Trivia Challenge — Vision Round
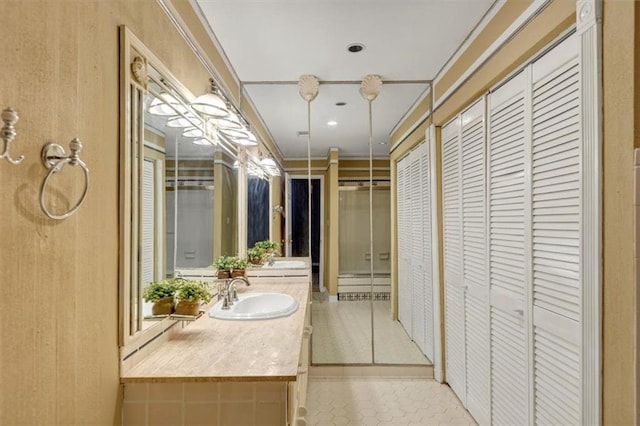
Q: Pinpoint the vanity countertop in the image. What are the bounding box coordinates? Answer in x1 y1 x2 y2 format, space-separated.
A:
120 278 310 383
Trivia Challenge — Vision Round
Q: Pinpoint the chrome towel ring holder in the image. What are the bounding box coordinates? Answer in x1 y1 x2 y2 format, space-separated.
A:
40 138 89 220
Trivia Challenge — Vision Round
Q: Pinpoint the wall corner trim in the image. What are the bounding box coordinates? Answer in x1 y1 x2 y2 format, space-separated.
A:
577 0 603 424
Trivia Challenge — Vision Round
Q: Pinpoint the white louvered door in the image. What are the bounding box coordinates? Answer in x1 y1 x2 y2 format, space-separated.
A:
420 140 435 361
442 117 466 403
530 34 582 425
487 71 530 426
440 32 590 426
409 150 425 352
397 142 435 360
461 100 490 426
142 159 156 288
397 156 411 333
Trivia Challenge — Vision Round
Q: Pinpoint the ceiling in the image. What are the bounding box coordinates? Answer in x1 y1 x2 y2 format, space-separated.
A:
194 0 496 159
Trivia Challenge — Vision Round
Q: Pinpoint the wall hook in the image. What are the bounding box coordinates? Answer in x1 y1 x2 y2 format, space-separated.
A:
0 108 24 164
40 138 90 220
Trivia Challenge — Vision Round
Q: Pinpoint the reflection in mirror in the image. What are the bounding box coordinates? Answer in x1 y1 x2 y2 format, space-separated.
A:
247 173 270 247
123 54 233 343
135 73 218 330
214 152 237 257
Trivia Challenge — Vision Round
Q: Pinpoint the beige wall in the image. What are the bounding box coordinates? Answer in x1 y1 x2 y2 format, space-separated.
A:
0 0 243 423
602 0 637 423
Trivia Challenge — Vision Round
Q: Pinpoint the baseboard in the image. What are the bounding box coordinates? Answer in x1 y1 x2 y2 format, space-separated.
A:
309 364 434 379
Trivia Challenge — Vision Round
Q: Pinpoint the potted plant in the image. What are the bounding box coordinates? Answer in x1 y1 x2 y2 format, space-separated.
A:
213 256 233 279
174 279 212 316
255 240 280 254
143 279 178 316
247 247 266 266
229 256 249 277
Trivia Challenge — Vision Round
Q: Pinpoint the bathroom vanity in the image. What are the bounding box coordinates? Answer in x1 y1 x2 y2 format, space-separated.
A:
120 263 312 426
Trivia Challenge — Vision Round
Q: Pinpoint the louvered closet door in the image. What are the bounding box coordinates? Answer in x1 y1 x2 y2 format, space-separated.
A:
420 140 435 361
410 149 426 352
442 118 466 403
142 159 156 288
487 72 529 426
531 35 581 425
397 156 411 332
461 100 490 425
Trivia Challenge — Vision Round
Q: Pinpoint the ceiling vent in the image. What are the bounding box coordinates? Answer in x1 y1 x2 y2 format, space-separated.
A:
297 130 309 137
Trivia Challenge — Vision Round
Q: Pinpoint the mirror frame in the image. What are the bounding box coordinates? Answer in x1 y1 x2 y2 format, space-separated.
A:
119 26 227 348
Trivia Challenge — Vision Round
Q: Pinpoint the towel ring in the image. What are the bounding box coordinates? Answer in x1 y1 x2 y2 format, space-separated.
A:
40 138 90 220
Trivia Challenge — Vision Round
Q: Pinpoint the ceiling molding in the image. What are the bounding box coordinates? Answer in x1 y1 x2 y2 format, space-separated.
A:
157 0 238 103
242 80 431 85
389 84 432 137
433 0 553 111
433 0 506 83
389 109 431 154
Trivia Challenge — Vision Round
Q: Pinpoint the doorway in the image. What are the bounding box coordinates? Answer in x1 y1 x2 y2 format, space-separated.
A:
287 175 324 293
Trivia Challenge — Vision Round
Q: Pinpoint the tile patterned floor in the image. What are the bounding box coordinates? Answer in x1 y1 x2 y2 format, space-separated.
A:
306 378 476 426
311 294 430 365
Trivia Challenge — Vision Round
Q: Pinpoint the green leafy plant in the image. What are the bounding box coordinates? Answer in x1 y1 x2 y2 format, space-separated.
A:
247 247 266 263
175 279 212 303
212 255 234 271
254 240 280 251
142 280 178 302
229 256 248 270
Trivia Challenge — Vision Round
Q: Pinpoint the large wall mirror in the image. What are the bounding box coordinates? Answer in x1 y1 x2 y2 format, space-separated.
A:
119 27 239 346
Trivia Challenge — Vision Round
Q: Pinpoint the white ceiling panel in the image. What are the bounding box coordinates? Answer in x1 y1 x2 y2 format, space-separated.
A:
194 0 496 158
245 82 429 158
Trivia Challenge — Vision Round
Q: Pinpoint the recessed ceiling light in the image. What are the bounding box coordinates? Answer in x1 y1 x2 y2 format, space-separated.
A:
347 43 365 53
327 120 338 127
379 141 387 145
335 102 347 106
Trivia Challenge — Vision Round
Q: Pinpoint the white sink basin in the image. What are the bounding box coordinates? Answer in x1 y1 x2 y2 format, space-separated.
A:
209 293 299 320
264 260 307 269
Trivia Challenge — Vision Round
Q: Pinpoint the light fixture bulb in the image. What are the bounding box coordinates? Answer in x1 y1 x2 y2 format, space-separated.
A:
192 138 213 146
220 127 249 140
182 127 204 138
327 120 338 127
216 109 243 130
166 114 202 128
148 93 187 116
192 79 229 118
234 131 258 146
261 157 277 168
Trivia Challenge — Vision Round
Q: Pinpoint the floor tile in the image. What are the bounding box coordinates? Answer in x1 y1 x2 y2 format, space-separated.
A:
306 377 476 425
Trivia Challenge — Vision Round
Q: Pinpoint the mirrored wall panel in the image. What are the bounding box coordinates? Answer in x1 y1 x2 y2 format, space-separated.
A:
312 181 430 365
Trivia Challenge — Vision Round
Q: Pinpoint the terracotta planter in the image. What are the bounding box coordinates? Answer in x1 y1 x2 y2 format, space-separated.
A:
151 296 174 316
217 270 231 279
231 269 246 278
175 300 201 316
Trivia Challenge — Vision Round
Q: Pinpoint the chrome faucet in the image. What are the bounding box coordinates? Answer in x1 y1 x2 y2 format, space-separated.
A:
220 276 250 310
266 252 276 266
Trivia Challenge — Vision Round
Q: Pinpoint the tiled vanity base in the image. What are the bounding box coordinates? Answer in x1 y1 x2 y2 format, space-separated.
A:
122 381 287 426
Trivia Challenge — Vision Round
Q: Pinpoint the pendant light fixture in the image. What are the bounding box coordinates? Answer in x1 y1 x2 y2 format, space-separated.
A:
191 78 229 118
234 130 258 147
298 74 319 263
360 74 382 363
148 92 188 117
165 113 202 128
217 105 244 130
